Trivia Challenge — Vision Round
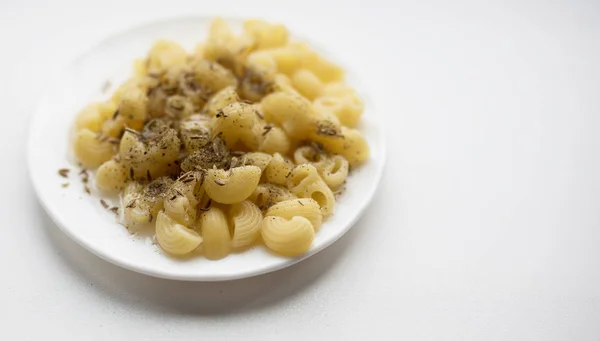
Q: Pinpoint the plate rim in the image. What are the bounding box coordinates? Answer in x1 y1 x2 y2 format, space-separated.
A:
27 15 387 281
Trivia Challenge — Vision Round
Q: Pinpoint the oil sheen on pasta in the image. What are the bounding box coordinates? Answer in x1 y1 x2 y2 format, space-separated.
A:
72 18 370 259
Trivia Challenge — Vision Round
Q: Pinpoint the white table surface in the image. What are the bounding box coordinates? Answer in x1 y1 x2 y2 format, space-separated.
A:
2 0 600 339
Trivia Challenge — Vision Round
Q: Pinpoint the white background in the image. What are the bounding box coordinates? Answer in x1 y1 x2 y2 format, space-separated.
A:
2 0 600 339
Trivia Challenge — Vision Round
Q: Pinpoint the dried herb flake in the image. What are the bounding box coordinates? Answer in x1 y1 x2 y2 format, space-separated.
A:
58 168 70 178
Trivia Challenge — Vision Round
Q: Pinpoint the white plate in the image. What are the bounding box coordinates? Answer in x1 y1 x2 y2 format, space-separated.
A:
27 16 386 281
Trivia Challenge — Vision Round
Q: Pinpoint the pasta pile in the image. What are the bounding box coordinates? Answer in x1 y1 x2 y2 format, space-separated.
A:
72 18 369 258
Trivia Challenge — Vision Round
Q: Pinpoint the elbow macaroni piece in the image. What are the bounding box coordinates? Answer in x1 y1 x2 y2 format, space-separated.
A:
266 198 322 231
204 166 262 204
293 145 323 165
156 211 203 256
287 164 336 215
261 92 314 139
189 59 238 95
248 183 297 209
257 124 291 155
116 87 148 131
242 152 273 171
303 52 344 83
261 216 315 257
292 69 324 101
75 102 117 133
73 129 115 168
179 117 211 153
203 86 240 117
271 73 300 95
163 173 203 226
246 51 278 73
264 45 306 75
121 181 171 233
199 206 231 260
312 126 369 166
146 40 188 74
313 95 363 128
95 159 128 194
314 155 349 190
229 200 263 249
118 124 181 180
211 102 256 148
243 19 289 49
264 153 294 186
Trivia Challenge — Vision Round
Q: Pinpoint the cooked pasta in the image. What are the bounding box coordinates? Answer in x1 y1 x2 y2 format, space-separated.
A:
287 164 336 215
246 51 278 73
198 206 231 260
248 183 297 209
261 92 314 139
229 200 263 249
292 69 324 101
75 102 117 132
313 94 364 128
204 166 262 204
312 126 369 166
261 216 315 256
241 152 273 171
243 19 289 49
203 86 240 117
258 124 291 154
179 116 211 153
95 159 128 194
211 102 256 148
163 172 203 226
70 18 370 259
146 40 188 74
266 198 322 231
314 154 349 190
155 211 203 256
264 153 294 186
73 129 115 168
293 145 323 165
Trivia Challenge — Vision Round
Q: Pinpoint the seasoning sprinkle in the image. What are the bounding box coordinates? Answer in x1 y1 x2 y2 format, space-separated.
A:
262 125 273 136
100 199 109 209
214 179 225 186
109 207 119 215
61 182 69 188
84 186 91 195
146 170 152 182
148 212 153 223
79 169 89 183
58 168 70 178
129 167 134 180
298 200 304 206
215 110 228 118
112 109 120 120
124 127 140 135
254 110 264 120
182 176 195 183
126 199 137 208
